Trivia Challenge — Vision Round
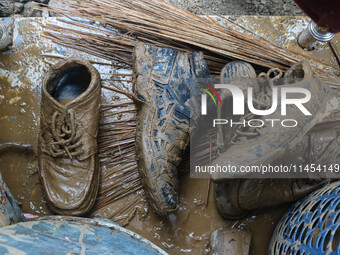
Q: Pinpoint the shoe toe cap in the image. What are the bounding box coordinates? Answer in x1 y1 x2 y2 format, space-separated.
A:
39 154 97 213
214 182 248 220
149 182 178 215
140 162 179 215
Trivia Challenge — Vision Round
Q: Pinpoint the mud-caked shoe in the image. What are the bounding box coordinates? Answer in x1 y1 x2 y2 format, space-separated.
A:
215 121 340 219
211 61 339 181
133 42 210 215
273 121 340 179
38 58 101 216
217 61 257 151
214 179 327 220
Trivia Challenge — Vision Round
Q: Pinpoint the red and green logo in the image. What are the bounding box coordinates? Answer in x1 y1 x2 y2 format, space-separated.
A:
200 83 222 106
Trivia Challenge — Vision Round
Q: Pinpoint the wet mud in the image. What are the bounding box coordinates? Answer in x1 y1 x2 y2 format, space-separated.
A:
126 174 290 254
0 78 51 216
0 17 339 255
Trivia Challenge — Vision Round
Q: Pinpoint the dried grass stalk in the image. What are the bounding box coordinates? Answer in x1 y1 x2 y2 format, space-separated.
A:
44 0 340 79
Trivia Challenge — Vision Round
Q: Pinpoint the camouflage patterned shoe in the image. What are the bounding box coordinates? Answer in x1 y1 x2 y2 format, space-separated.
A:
133 42 210 215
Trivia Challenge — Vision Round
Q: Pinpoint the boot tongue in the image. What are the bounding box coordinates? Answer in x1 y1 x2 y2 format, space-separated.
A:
230 68 283 144
58 99 73 105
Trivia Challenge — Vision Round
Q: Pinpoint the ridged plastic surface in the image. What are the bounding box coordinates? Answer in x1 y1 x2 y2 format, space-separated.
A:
270 181 340 255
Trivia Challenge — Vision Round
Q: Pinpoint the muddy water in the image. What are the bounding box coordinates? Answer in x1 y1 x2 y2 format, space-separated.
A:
0 18 58 216
128 176 226 254
125 173 289 254
0 78 52 215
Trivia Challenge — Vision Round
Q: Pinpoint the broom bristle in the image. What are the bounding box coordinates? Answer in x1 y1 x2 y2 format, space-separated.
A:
44 0 340 78
91 69 145 224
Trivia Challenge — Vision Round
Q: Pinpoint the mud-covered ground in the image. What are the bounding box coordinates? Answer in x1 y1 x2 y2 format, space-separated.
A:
168 0 304 15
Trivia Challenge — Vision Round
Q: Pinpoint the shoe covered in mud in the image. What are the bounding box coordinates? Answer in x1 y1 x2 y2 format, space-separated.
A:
38 58 101 216
133 42 210 215
273 121 340 179
212 61 339 181
216 61 257 151
215 119 340 219
214 179 327 220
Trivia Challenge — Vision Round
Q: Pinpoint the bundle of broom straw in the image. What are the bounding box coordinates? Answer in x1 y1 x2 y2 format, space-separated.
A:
44 0 340 78
43 0 340 222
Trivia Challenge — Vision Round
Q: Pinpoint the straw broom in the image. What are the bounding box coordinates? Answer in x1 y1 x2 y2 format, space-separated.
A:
42 0 340 222
43 0 340 79
43 0 340 112
91 65 145 224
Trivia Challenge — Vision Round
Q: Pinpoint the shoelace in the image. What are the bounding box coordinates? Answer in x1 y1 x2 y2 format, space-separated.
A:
230 68 283 144
49 110 84 159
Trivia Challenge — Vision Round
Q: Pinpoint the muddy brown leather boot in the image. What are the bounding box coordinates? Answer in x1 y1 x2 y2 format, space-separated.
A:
212 61 339 181
133 42 210 215
214 178 327 220
214 121 340 220
273 122 340 179
215 122 340 220
38 58 101 216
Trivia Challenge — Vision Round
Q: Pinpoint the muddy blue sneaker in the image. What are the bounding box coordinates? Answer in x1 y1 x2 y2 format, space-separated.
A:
133 42 210 215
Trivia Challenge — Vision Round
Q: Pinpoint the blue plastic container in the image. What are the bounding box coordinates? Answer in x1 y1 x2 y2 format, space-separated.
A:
0 216 168 255
270 181 340 255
